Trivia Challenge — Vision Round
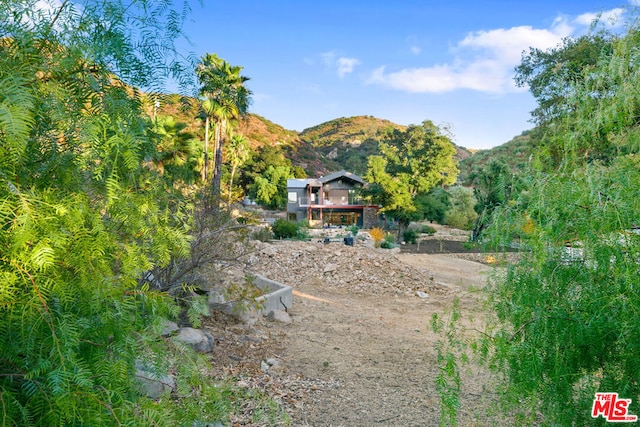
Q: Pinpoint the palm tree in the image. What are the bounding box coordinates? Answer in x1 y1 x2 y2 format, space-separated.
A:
225 133 250 207
152 115 200 184
196 53 251 198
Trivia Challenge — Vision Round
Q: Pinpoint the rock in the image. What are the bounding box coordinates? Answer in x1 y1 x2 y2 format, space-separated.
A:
266 309 292 324
261 245 278 257
173 327 215 353
243 238 447 298
160 320 179 337
416 291 430 299
261 357 284 374
237 306 259 326
135 361 175 399
323 263 338 273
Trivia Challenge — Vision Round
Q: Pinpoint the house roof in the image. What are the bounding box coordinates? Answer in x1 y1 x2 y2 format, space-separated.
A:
287 178 319 189
319 170 365 185
287 170 366 190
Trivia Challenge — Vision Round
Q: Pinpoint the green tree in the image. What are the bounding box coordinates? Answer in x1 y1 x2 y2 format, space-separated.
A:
0 2 286 426
240 144 305 197
469 158 517 240
249 165 297 210
363 120 458 240
485 20 640 425
515 32 614 126
152 115 202 184
223 133 250 206
415 187 451 225
444 186 477 230
196 53 251 198
0 1 198 424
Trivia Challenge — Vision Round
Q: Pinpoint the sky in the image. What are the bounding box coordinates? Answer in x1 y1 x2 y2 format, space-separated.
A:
175 0 635 149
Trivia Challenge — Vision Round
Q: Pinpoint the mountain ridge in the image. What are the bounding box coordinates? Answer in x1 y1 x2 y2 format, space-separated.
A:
153 94 508 179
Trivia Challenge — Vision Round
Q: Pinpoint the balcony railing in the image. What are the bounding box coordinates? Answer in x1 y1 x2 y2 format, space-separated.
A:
298 197 363 206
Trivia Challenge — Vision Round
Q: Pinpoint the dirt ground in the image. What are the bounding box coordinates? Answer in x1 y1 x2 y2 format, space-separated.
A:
272 252 501 427
205 225 510 426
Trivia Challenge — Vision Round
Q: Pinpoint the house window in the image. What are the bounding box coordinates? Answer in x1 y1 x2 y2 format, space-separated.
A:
288 192 297 203
348 189 358 204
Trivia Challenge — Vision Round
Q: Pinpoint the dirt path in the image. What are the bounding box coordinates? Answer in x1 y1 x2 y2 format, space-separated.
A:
267 252 499 426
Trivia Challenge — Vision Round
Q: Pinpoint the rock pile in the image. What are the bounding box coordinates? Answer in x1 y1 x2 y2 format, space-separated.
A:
244 240 448 297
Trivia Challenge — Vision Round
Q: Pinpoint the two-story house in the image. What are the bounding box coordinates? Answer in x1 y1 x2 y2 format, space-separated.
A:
286 170 379 228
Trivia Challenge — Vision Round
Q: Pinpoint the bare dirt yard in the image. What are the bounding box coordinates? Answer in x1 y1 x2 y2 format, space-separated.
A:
205 225 511 426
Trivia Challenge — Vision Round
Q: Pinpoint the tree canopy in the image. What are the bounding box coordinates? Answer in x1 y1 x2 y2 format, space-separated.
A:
196 53 252 198
363 120 458 237
484 17 640 425
0 1 269 425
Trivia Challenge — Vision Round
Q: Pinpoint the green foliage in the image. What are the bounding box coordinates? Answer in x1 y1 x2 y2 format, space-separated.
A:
415 187 451 224
419 224 437 235
151 115 202 184
0 2 287 426
483 19 640 425
515 31 615 126
431 298 468 426
469 158 520 240
196 52 252 196
271 219 300 239
363 120 458 239
402 229 418 244
250 165 297 210
251 226 273 242
444 186 478 230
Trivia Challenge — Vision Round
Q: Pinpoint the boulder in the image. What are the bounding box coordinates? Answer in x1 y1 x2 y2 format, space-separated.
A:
266 309 292 324
135 361 175 399
173 327 215 353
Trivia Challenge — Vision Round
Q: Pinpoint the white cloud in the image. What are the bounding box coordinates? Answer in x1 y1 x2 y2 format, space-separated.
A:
410 45 421 55
368 8 625 94
320 51 360 78
630 0 640 6
336 57 360 78
575 8 625 27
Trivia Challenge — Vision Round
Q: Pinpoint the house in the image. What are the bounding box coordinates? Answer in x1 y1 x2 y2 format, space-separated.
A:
286 170 379 228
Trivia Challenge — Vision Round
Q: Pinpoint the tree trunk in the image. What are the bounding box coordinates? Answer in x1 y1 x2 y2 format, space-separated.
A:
397 219 410 243
211 119 226 199
227 164 237 208
202 115 209 182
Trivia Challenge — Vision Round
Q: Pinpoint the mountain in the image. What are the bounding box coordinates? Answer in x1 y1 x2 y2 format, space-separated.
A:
457 130 533 185
152 95 475 179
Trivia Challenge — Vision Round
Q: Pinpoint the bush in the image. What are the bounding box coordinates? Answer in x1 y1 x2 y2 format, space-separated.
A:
251 226 273 242
370 227 385 246
403 229 418 244
271 219 300 239
420 225 437 235
380 240 395 249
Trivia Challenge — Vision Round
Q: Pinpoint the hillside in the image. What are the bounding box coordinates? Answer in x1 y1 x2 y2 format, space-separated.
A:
299 116 473 177
152 96 476 179
457 130 533 184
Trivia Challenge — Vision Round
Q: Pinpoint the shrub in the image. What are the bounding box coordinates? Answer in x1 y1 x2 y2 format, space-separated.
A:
251 226 273 242
403 229 418 244
380 240 397 249
348 225 359 236
370 227 385 246
384 232 396 243
271 219 300 239
420 225 437 235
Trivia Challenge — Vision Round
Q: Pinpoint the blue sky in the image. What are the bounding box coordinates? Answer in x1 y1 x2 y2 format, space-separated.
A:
182 1 633 149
